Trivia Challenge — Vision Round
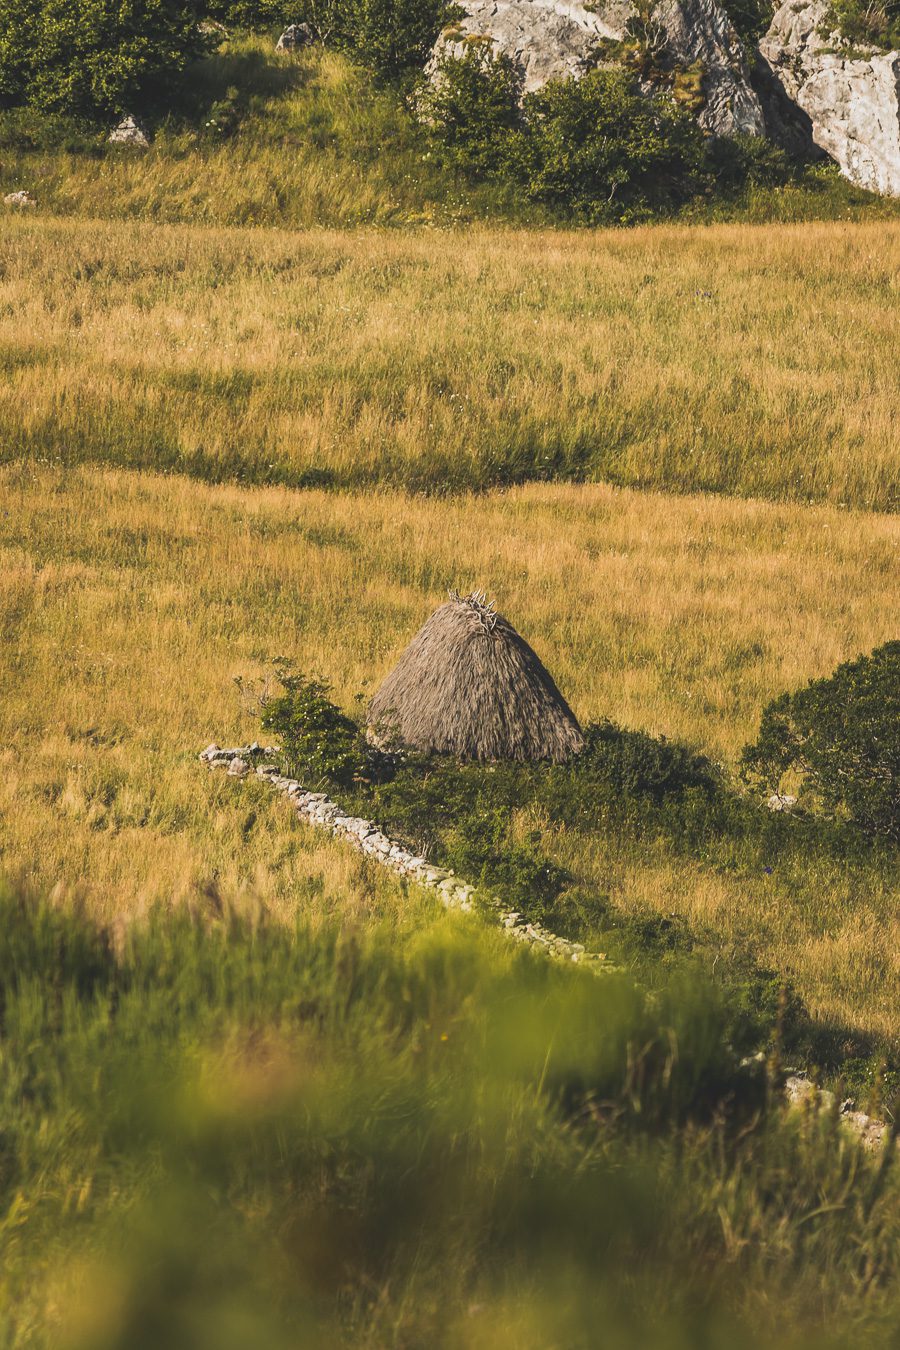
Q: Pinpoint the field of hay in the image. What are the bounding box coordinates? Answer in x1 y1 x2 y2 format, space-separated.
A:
2 214 899 507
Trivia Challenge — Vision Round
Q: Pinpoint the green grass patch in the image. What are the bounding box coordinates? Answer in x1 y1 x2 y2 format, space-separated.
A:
1 885 899 1347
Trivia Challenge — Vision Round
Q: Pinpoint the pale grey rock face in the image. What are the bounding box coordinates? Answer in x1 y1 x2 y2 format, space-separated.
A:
759 0 900 195
108 116 150 148
430 0 765 137
655 0 767 135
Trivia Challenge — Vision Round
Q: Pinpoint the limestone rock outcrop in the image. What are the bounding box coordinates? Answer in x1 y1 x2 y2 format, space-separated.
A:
759 0 900 196
430 0 765 137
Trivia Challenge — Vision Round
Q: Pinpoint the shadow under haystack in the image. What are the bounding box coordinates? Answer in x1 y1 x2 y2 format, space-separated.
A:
367 592 583 763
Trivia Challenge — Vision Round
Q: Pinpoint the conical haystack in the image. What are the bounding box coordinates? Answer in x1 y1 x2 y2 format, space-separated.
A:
368 592 583 763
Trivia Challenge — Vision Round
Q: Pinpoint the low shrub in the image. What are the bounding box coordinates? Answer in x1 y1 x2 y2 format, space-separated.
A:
260 664 368 787
518 68 710 222
707 132 795 188
741 641 900 842
719 0 774 42
571 720 719 803
416 42 522 173
422 55 784 223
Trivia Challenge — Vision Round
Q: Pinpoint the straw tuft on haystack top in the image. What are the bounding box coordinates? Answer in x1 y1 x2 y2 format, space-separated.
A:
367 591 583 763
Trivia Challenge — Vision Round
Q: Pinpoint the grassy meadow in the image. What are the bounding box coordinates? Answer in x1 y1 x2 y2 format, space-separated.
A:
2 46 900 1336
2 459 900 1346
1 213 899 507
4 36 900 231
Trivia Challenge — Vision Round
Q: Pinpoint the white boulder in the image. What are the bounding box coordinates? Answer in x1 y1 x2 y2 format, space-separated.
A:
759 0 900 195
276 23 315 49
107 115 150 149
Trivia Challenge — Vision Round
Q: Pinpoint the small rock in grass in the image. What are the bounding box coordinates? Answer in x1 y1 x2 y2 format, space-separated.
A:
276 22 314 48
227 757 250 777
107 115 150 148
4 190 37 208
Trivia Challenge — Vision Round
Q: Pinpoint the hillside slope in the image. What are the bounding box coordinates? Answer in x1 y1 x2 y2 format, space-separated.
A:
3 37 900 226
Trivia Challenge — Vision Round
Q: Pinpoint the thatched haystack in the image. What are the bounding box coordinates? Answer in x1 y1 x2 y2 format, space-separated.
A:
368 592 583 763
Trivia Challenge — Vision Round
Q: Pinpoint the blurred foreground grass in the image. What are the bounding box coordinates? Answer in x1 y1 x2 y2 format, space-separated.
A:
1 885 898 1349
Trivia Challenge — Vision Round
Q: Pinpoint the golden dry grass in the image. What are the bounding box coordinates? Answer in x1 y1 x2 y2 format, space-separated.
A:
2 214 899 505
1 462 897 1035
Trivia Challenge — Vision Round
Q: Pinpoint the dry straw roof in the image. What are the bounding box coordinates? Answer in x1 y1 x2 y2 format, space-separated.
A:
368 591 584 763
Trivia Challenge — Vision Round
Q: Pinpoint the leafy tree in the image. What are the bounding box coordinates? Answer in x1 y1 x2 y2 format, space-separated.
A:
335 0 458 78
203 0 287 28
741 642 900 841
0 0 208 120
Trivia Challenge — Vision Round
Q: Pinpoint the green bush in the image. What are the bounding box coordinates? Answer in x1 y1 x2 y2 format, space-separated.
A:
0 105 103 149
572 721 719 803
707 131 795 188
418 43 522 173
203 0 287 27
718 0 774 42
0 0 208 120
741 641 900 841
424 59 712 222
518 70 710 221
260 665 368 787
337 0 460 79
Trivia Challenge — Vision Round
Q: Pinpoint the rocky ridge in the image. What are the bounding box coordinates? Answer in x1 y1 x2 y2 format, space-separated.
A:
759 0 900 195
428 0 900 194
431 0 765 136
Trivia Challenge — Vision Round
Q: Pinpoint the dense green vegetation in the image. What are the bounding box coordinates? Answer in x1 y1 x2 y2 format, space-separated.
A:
824 0 900 50
0 0 209 121
422 48 804 222
742 641 900 843
1 884 898 1347
2 20 899 228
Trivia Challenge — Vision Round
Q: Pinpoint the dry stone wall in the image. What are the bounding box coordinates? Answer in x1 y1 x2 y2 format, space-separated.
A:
200 743 605 968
